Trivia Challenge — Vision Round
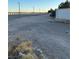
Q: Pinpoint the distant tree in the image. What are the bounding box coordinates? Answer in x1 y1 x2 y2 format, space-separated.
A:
48 8 56 17
48 8 54 13
58 0 70 9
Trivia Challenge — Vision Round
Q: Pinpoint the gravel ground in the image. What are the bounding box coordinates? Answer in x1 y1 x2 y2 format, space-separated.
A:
8 14 70 59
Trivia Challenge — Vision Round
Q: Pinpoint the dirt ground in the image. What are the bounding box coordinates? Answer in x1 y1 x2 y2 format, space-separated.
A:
8 14 70 59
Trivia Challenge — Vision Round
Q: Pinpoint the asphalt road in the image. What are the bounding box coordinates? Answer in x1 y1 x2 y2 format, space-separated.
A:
8 14 70 59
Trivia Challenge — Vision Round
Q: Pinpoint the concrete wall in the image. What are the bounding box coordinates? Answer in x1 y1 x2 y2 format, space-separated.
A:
56 8 70 20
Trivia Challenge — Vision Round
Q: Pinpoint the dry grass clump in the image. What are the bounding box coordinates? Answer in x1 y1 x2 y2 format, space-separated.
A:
8 36 46 59
14 41 33 54
8 40 39 59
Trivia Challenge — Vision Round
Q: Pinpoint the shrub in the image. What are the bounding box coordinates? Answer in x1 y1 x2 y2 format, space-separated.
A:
48 9 54 13
8 40 45 59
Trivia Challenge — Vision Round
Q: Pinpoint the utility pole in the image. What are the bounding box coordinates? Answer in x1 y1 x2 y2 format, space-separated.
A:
39 8 40 13
65 0 69 33
33 7 35 13
18 2 20 15
66 0 68 2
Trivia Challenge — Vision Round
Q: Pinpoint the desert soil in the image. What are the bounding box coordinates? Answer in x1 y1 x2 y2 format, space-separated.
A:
8 14 70 59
